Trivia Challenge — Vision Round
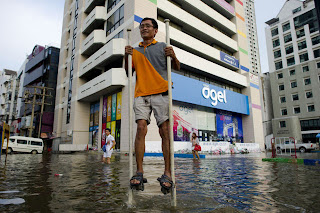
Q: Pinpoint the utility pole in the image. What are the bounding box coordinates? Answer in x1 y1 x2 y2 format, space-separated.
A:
22 86 53 138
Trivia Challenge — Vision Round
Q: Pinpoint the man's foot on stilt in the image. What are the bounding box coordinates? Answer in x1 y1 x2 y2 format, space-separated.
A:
130 172 146 191
157 174 173 195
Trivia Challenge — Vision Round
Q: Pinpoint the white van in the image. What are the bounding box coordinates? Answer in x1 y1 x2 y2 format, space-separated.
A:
2 136 44 154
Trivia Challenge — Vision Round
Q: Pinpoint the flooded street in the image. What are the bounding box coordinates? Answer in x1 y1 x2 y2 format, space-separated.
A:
1 152 320 212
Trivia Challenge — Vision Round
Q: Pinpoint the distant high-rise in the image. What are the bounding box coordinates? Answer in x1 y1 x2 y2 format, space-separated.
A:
265 0 320 143
244 0 261 74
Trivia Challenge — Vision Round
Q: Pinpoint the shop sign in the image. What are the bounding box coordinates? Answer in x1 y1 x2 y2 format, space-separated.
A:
172 73 249 115
220 52 239 68
202 85 227 106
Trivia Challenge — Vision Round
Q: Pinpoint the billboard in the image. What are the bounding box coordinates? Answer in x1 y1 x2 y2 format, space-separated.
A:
216 110 243 143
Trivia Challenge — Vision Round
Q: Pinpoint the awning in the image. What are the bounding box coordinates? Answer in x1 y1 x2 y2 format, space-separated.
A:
316 133 320 138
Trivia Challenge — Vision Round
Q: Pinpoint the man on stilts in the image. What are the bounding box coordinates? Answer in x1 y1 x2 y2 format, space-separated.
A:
125 17 180 194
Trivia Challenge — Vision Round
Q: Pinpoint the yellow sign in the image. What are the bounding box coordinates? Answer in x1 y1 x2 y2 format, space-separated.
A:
116 92 122 120
111 121 116 137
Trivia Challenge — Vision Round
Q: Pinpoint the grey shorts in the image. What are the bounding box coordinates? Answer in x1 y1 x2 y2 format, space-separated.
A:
133 93 169 127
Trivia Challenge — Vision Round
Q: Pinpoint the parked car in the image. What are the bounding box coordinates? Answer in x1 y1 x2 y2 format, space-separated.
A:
2 136 44 154
276 140 318 153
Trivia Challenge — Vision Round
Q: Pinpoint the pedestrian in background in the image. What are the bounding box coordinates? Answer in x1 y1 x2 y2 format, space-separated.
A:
191 132 201 159
103 128 116 164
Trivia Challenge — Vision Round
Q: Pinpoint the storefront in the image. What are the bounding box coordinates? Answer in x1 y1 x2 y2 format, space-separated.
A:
89 91 122 149
172 73 249 143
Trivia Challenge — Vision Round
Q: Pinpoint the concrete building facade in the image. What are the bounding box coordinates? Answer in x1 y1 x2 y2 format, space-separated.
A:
19 45 60 139
53 0 264 152
265 0 320 143
0 69 18 124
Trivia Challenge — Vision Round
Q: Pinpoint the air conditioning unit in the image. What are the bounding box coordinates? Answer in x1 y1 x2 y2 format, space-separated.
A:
67 130 73 136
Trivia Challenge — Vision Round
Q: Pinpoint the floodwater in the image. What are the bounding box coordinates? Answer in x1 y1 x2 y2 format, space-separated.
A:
0 152 320 212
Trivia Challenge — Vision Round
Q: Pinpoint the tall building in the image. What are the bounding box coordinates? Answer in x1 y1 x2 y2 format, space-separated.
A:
0 69 17 124
53 0 264 152
265 0 320 143
244 0 261 75
19 45 60 139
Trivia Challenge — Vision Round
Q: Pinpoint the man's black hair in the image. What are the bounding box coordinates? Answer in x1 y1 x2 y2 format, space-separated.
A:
140 17 158 29
106 128 111 132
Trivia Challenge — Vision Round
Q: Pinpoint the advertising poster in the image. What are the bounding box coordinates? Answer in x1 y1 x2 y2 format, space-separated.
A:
103 96 108 123
173 103 197 142
101 123 106 147
216 110 243 143
115 120 121 149
107 96 112 122
107 122 111 130
92 126 99 147
111 93 117 121
89 132 93 146
111 121 116 137
90 104 94 127
94 102 99 126
116 92 122 120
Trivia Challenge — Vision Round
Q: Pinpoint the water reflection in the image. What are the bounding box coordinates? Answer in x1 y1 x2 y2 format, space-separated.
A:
0 152 320 212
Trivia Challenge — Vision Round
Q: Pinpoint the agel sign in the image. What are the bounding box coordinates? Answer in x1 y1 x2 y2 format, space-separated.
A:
202 84 227 106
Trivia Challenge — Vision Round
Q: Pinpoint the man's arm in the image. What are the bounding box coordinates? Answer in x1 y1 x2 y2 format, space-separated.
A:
164 46 180 71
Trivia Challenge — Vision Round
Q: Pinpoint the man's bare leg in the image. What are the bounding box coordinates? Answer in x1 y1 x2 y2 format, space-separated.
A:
159 120 171 187
131 119 147 184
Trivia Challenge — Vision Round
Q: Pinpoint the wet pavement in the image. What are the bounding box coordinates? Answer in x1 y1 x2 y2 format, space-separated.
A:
0 152 320 212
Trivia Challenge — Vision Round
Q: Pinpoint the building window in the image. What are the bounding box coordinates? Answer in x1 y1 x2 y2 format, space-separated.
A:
314 49 320 58
312 35 320 45
300 119 320 131
106 5 124 36
309 21 319 34
294 9 317 29
289 69 295 76
277 73 283 79
299 53 309 62
298 40 307 50
284 34 292 43
292 7 301 14
281 108 288 116
294 107 301 114
308 105 315 112
107 0 121 12
279 84 284 91
274 50 281 58
280 121 286 128
287 57 295 66
273 39 280 48
275 61 283 70
271 28 279 37
291 81 297 88
282 22 290 32
285 45 293 54
302 65 309 72
292 93 299 101
304 78 311 85
280 96 286 103
317 62 320 68
296 28 305 38
306 91 313 98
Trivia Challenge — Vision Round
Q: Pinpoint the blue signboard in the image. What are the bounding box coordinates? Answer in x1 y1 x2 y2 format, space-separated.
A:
220 51 239 68
172 73 249 115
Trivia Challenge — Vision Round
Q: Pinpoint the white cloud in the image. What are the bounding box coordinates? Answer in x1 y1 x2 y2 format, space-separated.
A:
0 0 64 71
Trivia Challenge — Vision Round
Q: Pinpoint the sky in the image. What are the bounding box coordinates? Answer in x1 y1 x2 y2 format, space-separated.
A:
0 0 65 72
0 0 287 73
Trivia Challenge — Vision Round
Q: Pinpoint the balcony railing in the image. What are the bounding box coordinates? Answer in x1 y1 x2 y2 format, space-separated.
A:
77 68 127 102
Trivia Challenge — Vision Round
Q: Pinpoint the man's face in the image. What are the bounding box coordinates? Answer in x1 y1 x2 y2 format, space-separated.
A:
106 130 110 136
140 20 157 40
